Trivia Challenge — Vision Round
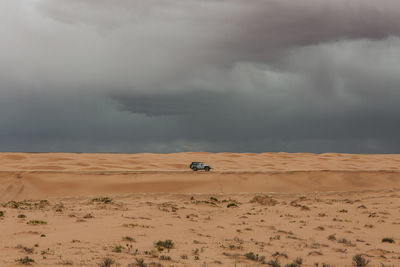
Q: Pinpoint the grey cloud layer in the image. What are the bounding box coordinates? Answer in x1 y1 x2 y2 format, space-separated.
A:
0 0 400 152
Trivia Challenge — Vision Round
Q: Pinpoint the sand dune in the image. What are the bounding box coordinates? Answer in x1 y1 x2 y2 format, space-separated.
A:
1 152 400 200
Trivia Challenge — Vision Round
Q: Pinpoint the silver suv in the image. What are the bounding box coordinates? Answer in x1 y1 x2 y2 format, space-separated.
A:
190 162 211 171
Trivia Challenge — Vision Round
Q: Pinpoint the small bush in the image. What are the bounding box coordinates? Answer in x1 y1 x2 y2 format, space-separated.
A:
15 256 35 265
27 220 47 225
92 197 112 204
328 234 336 241
99 258 115 267
250 195 278 206
0 210 4 217
285 258 303 267
338 238 355 247
381 237 394 243
268 258 281 267
227 203 238 208
18 214 26 218
155 240 174 249
245 252 257 261
352 254 370 266
159 255 171 261
244 252 265 264
134 258 146 267
113 245 123 253
123 236 136 242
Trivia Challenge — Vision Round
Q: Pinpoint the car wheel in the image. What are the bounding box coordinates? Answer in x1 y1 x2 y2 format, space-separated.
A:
205 167 210 171
193 167 198 171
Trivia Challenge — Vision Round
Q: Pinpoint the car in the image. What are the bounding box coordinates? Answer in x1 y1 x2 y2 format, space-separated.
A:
190 162 211 171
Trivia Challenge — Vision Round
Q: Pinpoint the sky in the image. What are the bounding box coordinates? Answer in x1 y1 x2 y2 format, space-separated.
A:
1 0 400 153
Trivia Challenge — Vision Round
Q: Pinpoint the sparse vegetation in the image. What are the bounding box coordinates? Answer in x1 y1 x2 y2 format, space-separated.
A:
268 258 281 267
123 223 152 228
123 236 136 242
159 255 171 261
6 200 49 210
27 220 47 225
15 256 35 265
17 245 34 254
381 237 394 243
338 238 356 247
99 258 115 267
113 245 123 253
244 252 265 263
18 213 26 218
272 252 288 258
285 257 303 267
227 203 238 208
155 240 174 249
132 258 146 267
352 254 370 266
328 234 336 241
250 195 278 206
0 210 4 217
92 197 112 204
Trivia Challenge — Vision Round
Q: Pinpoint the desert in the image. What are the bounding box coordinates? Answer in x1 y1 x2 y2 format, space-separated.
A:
0 152 399 267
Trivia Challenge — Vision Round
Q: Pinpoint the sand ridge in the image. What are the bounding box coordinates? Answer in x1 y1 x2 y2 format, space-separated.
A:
1 152 400 200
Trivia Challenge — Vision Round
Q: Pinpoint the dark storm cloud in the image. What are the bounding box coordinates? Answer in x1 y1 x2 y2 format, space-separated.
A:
0 0 400 153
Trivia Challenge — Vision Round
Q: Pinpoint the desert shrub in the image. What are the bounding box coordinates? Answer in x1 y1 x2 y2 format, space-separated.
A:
155 240 174 249
123 236 136 242
210 197 219 202
244 252 265 263
245 252 257 260
113 245 123 253
268 258 281 267
15 256 35 265
92 197 112 204
250 195 278 206
272 252 288 258
159 255 171 261
0 210 4 217
180 254 188 259
227 203 238 208
18 214 26 218
27 220 47 225
328 234 336 241
338 238 355 247
285 258 303 267
99 258 115 267
381 237 394 243
16 244 34 254
136 258 146 267
352 254 370 266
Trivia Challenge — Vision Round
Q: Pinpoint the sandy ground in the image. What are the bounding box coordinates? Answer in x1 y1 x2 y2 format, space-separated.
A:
0 152 399 266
